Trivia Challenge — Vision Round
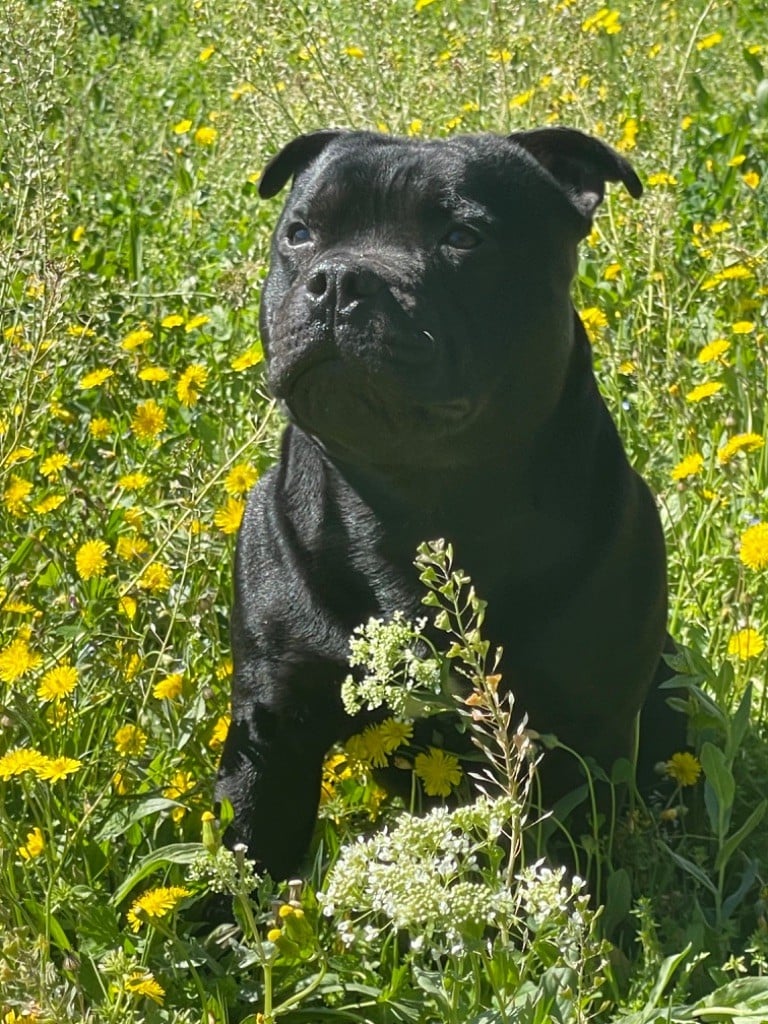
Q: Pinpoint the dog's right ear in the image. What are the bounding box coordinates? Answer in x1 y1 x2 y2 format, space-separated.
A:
258 130 345 199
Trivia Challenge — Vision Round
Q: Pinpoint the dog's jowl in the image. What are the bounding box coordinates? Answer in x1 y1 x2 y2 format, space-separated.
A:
215 127 683 879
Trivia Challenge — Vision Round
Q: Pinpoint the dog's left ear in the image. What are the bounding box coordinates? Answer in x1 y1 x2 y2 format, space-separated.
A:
509 126 642 222
259 129 345 199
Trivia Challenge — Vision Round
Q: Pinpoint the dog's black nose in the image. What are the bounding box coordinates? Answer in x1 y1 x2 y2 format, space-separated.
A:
306 262 384 311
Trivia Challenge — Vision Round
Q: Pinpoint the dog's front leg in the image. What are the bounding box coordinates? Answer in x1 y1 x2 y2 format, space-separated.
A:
215 690 332 881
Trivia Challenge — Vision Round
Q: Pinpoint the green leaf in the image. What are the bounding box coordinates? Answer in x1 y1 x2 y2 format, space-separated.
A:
700 742 734 837
96 796 183 841
716 800 767 872
726 683 752 760
602 868 632 938
110 842 205 906
658 843 718 897
643 944 693 1010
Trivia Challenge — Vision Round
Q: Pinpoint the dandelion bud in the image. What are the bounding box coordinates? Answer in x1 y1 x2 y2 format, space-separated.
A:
201 811 219 852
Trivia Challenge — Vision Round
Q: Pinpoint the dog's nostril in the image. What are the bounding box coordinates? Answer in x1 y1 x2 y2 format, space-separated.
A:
338 268 383 305
306 270 328 297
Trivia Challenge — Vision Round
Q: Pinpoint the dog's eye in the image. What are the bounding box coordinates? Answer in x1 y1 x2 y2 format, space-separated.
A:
286 222 312 245
443 225 481 250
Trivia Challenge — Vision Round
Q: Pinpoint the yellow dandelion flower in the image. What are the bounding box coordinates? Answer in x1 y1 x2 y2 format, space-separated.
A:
697 338 730 363
414 747 462 797
139 562 172 592
199 44 215 61
582 8 621 35
34 494 66 514
509 88 536 109
0 637 42 683
728 628 765 660
126 971 165 1005
580 307 608 343
138 366 169 383
665 751 702 786
378 717 414 752
618 360 636 375
75 539 109 580
79 367 114 390
0 748 48 779
216 659 233 681
209 713 230 749
718 433 764 464
118 595 137 620
184 314 210 332
739 522 768 570
646 172 678 187
230 344 264 371
124 508 143 529
121 328 152 350
173 118 192 134
153 673 183 700
130 400 166 442
742 171 760 190
36 755 82 782
360 725 391 768
703 266 753 291
604 262 622 281
732 321 755 334
124 653 142 681
4 323 23 343
685 381 723 403
213 497 244 534
115 535 150 559
671 453 704 481
118 472 150 492
321 752 355 801
127 885 190 932
231 82 255 101
224 462 258 496
164 770 195 820
4 446 34 467
344 46 365 58
114 723 148 757
39 453 69 479
194 126 218 146
19 826 45 860
37 661 78 702
696 31 723 51
176 364 208 407
345 732 373 769
67 323 95 338
4 476 33 515
89 417 112 439
415 0 437 9
112 770 130 795
161 313 185 329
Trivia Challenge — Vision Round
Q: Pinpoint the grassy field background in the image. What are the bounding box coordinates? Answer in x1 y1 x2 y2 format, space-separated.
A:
1 0 768 1020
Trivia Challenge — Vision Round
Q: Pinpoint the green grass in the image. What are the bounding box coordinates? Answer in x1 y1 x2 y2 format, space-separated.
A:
1 0 768 1020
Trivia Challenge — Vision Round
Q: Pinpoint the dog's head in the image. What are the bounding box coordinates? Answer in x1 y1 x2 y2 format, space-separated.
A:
257 128 641 466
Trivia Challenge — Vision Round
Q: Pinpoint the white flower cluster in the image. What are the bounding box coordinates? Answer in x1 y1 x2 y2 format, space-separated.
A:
340 611 442 717
516 861 598 967
188 844 260 895
319 795 521 949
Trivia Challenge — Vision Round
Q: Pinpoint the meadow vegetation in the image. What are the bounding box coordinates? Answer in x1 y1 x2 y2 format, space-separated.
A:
1 0 767 1020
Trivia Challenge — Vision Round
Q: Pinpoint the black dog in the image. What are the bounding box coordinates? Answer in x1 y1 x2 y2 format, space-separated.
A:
216 127 682 879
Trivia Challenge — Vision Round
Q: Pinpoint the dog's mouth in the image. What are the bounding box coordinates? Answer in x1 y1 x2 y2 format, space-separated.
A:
281 355 476 461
